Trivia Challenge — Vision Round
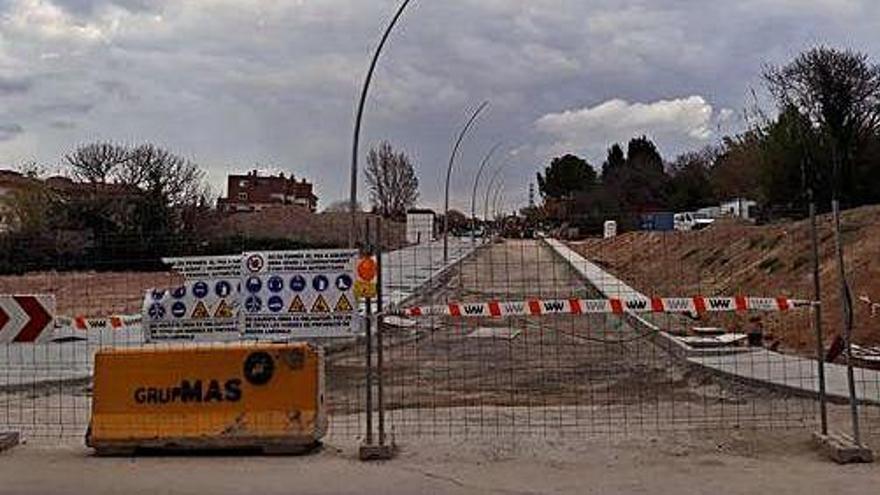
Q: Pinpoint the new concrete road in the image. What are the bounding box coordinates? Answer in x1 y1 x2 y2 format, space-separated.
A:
380 236 478 308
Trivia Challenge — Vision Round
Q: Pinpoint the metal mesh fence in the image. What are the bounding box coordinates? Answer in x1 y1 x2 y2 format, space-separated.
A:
0 210 878 447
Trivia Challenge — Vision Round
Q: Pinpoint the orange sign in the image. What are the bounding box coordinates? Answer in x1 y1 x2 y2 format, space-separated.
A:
357 256 377 282
355 255 378 299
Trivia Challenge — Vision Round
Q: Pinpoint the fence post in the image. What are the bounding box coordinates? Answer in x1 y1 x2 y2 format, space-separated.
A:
363 219 373 448
359 217 394 460
376 217 387 449
809 201 828 435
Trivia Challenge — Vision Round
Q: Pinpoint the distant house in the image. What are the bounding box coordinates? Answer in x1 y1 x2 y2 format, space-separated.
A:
720 198 758 221
217 170 318 213
406 209 435 244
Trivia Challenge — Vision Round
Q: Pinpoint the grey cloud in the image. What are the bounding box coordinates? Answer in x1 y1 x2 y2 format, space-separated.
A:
32 101 95 116
49 120 77 130
0 0 878 211
0 124 23 141
51 0 162 16
0 77 32 95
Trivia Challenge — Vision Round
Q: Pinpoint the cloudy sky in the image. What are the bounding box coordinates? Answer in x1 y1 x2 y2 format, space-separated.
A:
1 0 878 212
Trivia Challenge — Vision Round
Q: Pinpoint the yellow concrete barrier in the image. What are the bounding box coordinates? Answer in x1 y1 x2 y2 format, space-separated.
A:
86 343 326 455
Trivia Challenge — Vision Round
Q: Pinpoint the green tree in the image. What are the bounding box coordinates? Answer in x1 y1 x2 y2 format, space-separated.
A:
600 136 669 212
536 154 596 200
763 46 880 205
666 148 717 211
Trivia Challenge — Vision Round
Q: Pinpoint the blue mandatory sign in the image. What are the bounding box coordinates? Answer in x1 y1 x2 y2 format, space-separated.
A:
148 303 165 320
151 289 165 301
267 276 285 293
172 286 187 299
312 275 330 292
215 280 232 298
192 281 209 299
245 295 263 313
171 301 187 319
246 276 263 294
267 295 284 313
335 274 353 291
290 275 307 292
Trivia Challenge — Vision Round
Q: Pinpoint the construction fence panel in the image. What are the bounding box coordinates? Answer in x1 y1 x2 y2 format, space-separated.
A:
373 212 879 441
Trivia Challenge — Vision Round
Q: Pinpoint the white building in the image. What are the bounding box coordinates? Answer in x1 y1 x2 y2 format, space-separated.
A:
720 198 758 221
406 209 435 245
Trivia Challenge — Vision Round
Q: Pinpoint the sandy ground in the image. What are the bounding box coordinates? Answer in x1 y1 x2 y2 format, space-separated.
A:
568 206 880 355
2 239 879 494
1 427 878 495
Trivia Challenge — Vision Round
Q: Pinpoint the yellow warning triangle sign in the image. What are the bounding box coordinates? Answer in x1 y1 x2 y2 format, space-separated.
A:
288 295 307 314
334 294 354 313
214 299 234 318
192 301 210 319
311 294 331 313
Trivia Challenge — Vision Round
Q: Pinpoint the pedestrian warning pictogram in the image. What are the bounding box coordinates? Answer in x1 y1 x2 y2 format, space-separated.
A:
191 301 210 319
334 294 353 313
289 295 307 314
311 295 331 313
214 299 234 318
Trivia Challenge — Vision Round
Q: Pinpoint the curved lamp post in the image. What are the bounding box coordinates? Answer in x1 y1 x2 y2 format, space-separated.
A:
349 0 415 248
470 142 503 244
443 100 489 262
491 183 504 222
482 165 505 224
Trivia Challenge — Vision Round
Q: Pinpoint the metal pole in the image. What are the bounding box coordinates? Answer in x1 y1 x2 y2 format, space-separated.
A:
376 217 386 446
363 219 374 446
444 101 489 263
350 0 415 248
490 182 504 234
483 165 504 229
832 199 861 445
471 142 502 244
809 200 828 435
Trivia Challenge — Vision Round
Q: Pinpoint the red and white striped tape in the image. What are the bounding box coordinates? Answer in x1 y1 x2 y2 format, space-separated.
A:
399 296 811 318
55 314 142 331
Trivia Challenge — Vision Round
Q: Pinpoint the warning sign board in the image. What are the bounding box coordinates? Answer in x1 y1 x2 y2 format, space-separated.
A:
354 255 378 300
241 249 358 339
142 274 241 343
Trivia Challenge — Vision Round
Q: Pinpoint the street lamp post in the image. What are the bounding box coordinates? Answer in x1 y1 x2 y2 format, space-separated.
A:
349 0 415 248
470 142 502 244
443 101 489 263
482 165 504 227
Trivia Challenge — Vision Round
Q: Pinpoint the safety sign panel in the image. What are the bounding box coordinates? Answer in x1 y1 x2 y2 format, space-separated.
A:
143 255 242 342
241 249 358 339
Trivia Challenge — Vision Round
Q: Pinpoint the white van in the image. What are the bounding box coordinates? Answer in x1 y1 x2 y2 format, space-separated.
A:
674 212 715 231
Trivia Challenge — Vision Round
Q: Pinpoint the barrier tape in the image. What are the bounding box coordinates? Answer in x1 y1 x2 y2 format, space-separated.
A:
55 314 143 330
398 296 812 318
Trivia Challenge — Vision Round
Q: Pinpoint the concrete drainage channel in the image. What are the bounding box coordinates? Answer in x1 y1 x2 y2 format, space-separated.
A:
540 237 880 404
542 236 875 463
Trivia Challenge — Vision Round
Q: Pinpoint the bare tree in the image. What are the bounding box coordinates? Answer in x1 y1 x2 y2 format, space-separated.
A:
119 144 206 207
65 142 128 184
365 141 419 219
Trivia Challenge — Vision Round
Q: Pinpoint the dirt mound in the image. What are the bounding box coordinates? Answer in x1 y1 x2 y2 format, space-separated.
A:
569 205 880 354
